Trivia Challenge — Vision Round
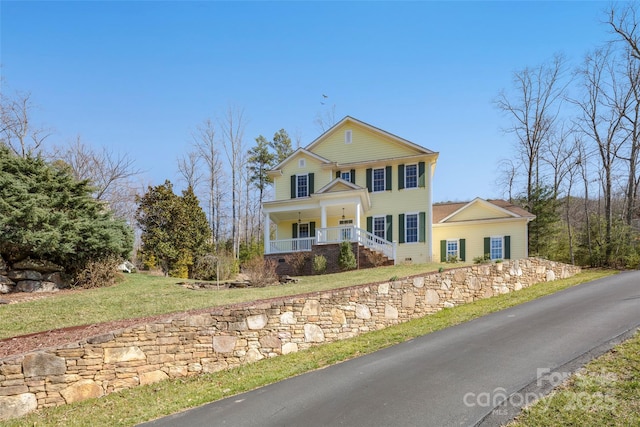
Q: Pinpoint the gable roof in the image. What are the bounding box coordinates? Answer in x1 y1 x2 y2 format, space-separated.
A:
268 147 333 176
315 177 363 194
305 116 437 156
433 198 535 223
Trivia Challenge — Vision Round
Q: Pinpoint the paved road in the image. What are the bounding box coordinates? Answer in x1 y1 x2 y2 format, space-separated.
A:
140 272 640 427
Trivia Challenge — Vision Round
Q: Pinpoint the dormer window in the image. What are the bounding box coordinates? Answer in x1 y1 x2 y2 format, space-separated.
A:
341 171 351 182
345 130 352 144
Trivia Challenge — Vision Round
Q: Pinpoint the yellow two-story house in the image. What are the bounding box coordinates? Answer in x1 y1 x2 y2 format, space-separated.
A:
262 116 534 271
263 116 438 266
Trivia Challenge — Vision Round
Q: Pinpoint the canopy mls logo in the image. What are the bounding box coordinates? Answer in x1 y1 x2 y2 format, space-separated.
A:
462 367 618 413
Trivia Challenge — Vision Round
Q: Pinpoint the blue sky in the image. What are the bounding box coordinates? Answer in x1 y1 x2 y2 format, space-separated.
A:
0 1 616 202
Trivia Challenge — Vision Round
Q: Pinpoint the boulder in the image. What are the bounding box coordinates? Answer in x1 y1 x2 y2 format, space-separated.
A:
12 258 63 273
15 280 43 293
7 270 42 281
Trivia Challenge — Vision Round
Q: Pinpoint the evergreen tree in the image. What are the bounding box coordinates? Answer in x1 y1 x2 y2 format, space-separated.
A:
338 240 357 271
0 146 133 274
270 129 293 165
135 181 211 278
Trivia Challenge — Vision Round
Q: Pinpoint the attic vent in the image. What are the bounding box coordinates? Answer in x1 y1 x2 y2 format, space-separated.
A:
298 159 306 168
345 130 352 144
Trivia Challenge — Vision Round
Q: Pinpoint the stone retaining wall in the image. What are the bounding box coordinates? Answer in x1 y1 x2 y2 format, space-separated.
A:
0 258 580 420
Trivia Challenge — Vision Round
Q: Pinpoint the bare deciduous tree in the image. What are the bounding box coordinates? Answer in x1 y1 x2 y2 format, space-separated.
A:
219 106 247 259
0 91 51 158
495 54 569 204
51 136 142 220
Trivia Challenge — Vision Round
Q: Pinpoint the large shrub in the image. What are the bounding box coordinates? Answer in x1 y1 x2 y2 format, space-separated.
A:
0 146 133 275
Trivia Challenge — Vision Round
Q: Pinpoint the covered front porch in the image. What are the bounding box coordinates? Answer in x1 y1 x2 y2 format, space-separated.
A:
262 184 396 261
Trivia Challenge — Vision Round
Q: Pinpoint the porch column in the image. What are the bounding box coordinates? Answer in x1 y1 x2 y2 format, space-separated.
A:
355 201 361 228
320 205 327 228
263 213 271 254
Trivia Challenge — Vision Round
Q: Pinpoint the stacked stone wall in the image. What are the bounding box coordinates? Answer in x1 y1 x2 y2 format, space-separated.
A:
0 258 580 420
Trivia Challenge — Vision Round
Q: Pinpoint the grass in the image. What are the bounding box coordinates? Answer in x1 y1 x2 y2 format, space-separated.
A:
0 262 446 339
509 329 640 426
0 269 616 427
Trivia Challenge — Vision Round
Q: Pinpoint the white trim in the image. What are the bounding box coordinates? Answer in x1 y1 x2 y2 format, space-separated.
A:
404 211 420 244
404 163 418 189
372 167 386 192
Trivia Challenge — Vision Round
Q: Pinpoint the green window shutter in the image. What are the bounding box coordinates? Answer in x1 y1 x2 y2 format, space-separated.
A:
484 237 490 257
460 238 466 261
350 169 356 184
398 164 405 190
385 166 392 190
418 162 426 188
292 223 298 239
419 211 426 242
399 214 405 243
366 168 372 192
290 175 296 198
366 216 372 233
504 235 511 259
440 240 446 262
310 222 316 239
336 171 340 179
308 173 314 194
386 214 393 241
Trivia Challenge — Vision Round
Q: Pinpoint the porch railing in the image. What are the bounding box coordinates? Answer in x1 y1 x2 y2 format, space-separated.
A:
268 237 316 254
267 226 395 260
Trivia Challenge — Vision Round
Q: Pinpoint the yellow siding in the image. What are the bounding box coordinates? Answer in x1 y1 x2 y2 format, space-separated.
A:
433 220 529 262
274 154 331 201
447 203 512 222
312 122 422 164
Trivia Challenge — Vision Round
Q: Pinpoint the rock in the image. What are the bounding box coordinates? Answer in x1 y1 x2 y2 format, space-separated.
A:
7 270 42 281
425 289 440 305
15 280 42 293
117 260 135 273
302 299 320 316
140 370 169 385
43 272 66 287
385 303 398 319
402 292 416 308
280 311 296 324
282 342 298 355
12 258 63 273
103 347 146 364
0 393 37 421
23 353 67 377
303 324 325 342
60 379 103 404
247 314 268 330
213 336 237 353
355 303 371 319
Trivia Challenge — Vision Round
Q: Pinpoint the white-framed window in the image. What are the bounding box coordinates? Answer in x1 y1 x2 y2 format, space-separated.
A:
446 239 459 260
405 164 418 189
341 171 351 182
405 213 418 243
296 174 309 198
340 218 353 240
298 223 310 238
490 236 503 260
373 167 385 192
345 130 352 144
298 159 306 168
373 216 386 240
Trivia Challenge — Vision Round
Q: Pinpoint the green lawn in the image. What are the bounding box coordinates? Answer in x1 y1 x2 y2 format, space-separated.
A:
1 263 447 339
1 269 621 427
